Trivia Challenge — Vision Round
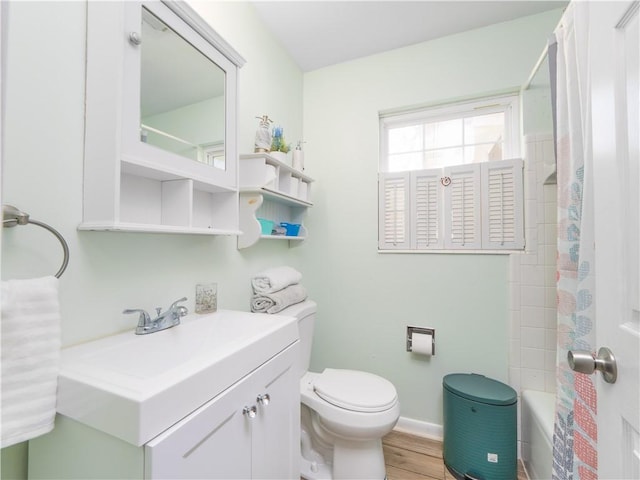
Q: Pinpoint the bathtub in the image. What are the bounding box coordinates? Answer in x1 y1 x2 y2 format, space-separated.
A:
521 390 555 480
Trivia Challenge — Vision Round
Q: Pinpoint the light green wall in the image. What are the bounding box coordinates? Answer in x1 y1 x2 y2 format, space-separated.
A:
301 9 563 425
523 54 555 134
1 442 28 480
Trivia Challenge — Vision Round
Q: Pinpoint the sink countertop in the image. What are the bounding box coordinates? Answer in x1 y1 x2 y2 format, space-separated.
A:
56 310 299 446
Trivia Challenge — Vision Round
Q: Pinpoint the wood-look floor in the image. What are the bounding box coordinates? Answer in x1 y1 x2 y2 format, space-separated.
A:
383 431 528 480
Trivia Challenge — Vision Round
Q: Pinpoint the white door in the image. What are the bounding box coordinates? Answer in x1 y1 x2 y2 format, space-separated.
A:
590 1 640 478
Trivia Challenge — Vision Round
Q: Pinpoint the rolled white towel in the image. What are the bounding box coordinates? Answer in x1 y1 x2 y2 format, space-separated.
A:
251 266 302 294
251 284 307 314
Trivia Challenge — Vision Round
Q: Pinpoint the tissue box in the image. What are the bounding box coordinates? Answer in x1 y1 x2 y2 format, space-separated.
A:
257 218 274 235
280 222 301 236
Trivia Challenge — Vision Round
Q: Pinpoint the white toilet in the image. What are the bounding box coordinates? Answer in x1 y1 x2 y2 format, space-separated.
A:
281 300 400 480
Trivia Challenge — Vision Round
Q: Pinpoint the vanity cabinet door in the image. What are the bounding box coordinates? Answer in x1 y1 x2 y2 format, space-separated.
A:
144 343 299 479
144 374 252 479
252 344 300 479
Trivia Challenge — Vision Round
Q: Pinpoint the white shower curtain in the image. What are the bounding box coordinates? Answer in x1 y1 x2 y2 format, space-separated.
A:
552 3 598 480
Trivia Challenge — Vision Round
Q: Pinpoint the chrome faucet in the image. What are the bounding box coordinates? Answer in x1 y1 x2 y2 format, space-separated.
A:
123 297 188 335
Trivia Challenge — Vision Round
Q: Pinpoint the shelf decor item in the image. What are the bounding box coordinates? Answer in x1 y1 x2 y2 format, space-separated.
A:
292 140 305 171
254 115 273 153
280 222 301 236
195 283 217 314
258 218 275 235
269 126 290 162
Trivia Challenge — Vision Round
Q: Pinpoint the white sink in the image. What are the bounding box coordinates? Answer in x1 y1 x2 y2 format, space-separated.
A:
57 310 299 446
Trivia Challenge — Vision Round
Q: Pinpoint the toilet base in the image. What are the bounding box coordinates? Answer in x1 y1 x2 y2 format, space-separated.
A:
300 456 332 480
300 439 387 480
300 404 389 480
332 438 387 480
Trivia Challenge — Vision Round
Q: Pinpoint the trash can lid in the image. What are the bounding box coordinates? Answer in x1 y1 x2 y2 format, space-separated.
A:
443 373 517 406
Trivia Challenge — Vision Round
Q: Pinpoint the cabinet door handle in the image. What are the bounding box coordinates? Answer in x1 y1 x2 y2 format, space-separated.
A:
128 32 142 46
243 405 257 418
257 393 270 406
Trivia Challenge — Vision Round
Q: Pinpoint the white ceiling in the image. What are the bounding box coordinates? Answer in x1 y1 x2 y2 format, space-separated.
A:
251 1 567 72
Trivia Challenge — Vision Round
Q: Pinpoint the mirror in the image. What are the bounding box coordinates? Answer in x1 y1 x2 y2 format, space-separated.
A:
139 7 226 170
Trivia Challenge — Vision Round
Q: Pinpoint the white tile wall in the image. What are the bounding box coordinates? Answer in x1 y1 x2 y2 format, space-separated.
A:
510 133 557 450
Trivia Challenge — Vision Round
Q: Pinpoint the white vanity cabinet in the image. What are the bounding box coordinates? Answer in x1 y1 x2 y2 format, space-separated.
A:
238 153 314 248
145 345 299 479
79 1 245 235
27 310 300 479
29 344 299 480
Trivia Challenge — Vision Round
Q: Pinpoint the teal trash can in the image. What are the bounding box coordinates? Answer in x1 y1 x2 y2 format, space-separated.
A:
443 373 517 480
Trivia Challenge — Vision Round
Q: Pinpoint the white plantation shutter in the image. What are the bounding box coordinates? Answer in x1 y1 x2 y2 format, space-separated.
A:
378 164 525 252
379 172 410 249
481 158 524 249
444 164 481 249
411 169 442 249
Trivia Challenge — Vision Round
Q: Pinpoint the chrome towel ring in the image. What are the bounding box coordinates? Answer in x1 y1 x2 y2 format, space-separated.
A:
2 204 70 278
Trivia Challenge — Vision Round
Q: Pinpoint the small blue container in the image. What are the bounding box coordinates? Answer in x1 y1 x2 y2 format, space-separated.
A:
257 218 274 235
280 222 301 236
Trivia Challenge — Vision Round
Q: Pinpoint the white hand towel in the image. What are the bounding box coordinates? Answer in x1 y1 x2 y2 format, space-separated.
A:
251 284 307 314
1 276 61 448
251 266 302 294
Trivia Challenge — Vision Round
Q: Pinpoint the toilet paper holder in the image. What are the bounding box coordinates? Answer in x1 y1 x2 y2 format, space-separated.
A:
406 326 435 355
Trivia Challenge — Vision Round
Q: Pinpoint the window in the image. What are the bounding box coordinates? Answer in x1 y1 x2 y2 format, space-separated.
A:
379 95 524 251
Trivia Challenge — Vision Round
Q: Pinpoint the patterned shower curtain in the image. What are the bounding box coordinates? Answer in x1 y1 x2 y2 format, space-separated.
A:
552 3 598 480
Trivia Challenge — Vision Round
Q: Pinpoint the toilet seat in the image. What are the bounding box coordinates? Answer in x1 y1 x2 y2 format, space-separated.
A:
313 369 398 413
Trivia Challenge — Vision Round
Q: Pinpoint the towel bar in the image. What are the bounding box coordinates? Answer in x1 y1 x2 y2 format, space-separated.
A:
2 204 69 278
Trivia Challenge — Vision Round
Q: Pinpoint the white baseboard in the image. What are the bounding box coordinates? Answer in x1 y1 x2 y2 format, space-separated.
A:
393 416 443 441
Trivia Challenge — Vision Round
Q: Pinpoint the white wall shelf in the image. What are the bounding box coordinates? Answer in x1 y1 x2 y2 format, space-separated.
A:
238 153 314 249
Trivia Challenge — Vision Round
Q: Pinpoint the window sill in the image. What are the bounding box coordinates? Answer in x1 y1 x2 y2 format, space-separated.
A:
377 249 524 255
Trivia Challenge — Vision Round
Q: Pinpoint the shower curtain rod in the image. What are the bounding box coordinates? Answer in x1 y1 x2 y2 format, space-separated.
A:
523 35 558 91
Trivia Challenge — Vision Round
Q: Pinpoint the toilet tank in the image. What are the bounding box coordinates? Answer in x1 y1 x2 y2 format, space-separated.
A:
277 300 316 375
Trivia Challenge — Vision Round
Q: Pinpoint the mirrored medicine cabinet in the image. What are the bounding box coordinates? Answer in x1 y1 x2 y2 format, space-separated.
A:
81 1 245 234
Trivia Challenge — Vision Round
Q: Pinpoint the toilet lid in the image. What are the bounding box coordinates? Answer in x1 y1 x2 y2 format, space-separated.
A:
313 369 398 413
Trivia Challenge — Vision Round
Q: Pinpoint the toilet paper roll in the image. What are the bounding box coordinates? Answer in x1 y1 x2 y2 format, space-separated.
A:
411 333 433 356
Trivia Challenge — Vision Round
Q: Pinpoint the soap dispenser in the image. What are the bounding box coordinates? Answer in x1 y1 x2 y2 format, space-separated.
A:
254 115 273 153
293 141 305 171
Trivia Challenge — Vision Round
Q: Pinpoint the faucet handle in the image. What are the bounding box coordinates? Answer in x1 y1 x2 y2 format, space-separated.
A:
123 308 151 327
168 297 189 317
169 297 188 310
